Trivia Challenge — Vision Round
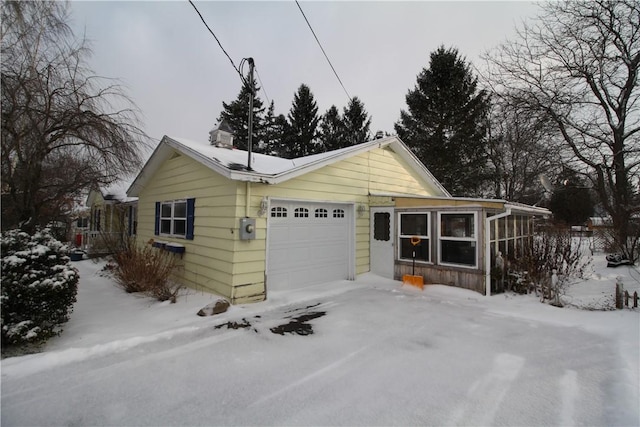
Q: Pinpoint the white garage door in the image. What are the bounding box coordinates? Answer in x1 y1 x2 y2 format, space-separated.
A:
267 201 353 291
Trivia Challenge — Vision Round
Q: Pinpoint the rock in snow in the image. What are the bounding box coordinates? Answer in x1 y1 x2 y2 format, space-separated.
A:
196 299 230 316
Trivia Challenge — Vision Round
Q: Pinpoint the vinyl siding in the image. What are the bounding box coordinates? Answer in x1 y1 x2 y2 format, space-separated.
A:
137 151 243 300
247 147 438 279
137 146 440 304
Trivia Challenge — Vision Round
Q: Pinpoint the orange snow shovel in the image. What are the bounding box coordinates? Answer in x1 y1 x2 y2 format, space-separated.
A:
402 236 424 290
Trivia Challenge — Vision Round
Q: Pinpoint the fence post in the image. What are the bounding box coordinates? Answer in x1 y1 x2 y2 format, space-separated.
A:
615 277 624 309
624 290 630 307
634 291 639 309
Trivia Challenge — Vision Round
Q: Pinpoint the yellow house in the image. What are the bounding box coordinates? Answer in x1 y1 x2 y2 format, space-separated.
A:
127 130 549 303
85 180 137 252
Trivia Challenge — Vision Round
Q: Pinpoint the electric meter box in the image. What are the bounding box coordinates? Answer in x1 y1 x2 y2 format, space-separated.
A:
239 217 256 240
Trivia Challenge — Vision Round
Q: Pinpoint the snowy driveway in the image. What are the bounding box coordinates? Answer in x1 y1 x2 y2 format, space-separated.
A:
2 261 639 426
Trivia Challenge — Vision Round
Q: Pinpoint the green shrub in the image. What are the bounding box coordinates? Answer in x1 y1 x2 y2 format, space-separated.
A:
1 228 79 346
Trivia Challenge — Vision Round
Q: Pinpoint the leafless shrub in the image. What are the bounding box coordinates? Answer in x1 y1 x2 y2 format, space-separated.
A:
111 239 181 302
512 226 592 303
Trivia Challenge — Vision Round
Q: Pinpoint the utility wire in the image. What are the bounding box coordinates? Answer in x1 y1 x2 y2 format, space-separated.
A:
255 66 271 106
188 0 245 84
295 0 352 101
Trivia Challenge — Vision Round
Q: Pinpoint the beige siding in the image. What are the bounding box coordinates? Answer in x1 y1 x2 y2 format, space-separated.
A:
136 152 247 301
248 147 438 280
137 146 439 304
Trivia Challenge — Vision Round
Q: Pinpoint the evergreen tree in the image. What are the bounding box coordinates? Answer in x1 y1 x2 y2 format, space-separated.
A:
285 84 321 158
319 105 345 152
395 46 490 196
342 97 371 146
549 171 594 225
218 80 265 152
261 101 289 157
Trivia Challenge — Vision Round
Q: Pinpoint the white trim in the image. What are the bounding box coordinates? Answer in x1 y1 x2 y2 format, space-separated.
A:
484 208 512 296
265 198 356 291
159 199 187 238
437 211 479 269
128 136 450 198
397 211 432 264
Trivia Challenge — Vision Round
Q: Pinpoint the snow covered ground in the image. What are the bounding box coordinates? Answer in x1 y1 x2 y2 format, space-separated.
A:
2 256 639 426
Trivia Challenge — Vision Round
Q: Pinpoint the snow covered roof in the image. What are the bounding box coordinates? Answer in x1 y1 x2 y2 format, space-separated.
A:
127 135 451 197
86 178 137 207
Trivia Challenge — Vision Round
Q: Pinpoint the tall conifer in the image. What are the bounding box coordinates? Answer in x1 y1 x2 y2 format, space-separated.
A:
286 84 321 158
218 80 265 152
320 105 345 152
395 46 490 196
342 97 371 146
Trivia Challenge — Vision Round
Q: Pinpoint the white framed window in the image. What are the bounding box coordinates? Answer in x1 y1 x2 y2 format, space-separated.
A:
333 209 345 218
398 212 430 263
160 200 187 237
438 212 477 268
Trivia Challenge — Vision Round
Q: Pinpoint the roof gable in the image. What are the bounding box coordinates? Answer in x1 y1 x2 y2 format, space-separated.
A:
128 135 450 198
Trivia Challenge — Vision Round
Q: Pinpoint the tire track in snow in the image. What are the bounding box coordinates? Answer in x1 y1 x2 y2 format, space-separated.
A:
448 353 525 426
559 370 578 426
247 345 371 408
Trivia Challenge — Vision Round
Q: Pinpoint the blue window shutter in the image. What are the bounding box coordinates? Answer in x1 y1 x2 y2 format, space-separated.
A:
186 198 195 240
154 202 160 235
128 205 134 236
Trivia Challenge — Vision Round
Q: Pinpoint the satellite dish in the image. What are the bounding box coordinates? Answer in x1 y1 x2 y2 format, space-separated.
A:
539 174 554 192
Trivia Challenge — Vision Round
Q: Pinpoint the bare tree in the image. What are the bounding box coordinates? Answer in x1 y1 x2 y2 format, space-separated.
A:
486 99 562 205
1 1 148 232
483 1 640 260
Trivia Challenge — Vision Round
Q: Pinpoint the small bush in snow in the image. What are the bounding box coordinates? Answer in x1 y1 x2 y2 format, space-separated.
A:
512 226 592 303
111 239 181 303
1 228 79 346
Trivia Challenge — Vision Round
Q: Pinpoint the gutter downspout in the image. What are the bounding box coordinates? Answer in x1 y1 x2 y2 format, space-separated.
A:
485 208 511 297
245 182 251 218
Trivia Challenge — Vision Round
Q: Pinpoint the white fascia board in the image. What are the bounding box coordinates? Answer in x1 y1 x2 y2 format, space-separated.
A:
387 139 452 197
256 137 399 185
504 202 551 216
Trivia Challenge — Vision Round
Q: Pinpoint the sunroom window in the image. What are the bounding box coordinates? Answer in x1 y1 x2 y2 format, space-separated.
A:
439 213 477 267
398 213 430 262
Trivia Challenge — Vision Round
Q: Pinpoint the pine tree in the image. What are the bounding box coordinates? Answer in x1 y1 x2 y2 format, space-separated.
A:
285 84 321 158
549 171 594 226
319 105 344 152
218 80 265 152
395 46 490 196
342 97 371 146
261 101 289 157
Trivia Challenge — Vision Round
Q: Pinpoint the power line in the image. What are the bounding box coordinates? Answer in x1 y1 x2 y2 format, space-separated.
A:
188 0 245 84
188 1 272 105
254 66 271 106
295 1 352 102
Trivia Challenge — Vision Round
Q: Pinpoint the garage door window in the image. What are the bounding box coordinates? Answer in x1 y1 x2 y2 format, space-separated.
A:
294 207 309 218
315 208 328 218
271 207 287 218
333 209 345 218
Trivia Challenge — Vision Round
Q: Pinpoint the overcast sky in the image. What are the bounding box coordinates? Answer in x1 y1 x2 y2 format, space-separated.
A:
70 1 540 147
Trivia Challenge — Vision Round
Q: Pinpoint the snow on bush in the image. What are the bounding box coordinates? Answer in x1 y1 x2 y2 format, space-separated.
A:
1 228 79 346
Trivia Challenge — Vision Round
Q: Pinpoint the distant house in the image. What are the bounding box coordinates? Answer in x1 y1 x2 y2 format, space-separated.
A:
85 180 137 252
127 125 548 304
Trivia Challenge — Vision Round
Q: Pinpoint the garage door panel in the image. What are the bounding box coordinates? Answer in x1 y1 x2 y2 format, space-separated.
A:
267 201 352 291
